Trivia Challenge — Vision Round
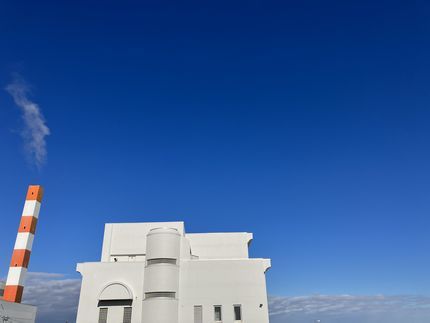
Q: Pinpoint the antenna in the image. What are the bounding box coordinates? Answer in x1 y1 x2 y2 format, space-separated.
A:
0 304 10 322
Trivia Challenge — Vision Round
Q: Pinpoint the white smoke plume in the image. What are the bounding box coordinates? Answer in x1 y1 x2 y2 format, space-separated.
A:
5 75 50 169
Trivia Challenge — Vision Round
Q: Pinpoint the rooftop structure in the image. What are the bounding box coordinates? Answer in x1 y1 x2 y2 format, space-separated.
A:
0 300 37 322
76 221 271 323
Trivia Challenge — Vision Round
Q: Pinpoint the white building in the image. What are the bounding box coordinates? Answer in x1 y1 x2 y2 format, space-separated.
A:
76 221 271 323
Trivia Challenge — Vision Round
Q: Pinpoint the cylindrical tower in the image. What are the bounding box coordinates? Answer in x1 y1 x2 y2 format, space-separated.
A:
142 227 180 323
3 185 43 303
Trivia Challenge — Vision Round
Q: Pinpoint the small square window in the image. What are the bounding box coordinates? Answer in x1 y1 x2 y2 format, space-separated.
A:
234 305 242 321
214 305 222 321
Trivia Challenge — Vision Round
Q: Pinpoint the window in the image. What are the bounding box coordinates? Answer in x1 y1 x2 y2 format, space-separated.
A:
98 300 133 307
98 308 108 323
214 305 222 321
145 292 176 299
147 258 176 265
123 307 132 323
194 305 203 323
234 305 242 321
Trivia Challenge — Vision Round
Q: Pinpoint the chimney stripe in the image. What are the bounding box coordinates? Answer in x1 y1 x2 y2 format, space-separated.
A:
5 267 27 286
25 186 43 202
22 200 41 219
3 185 43 303
3 286 24 303
13 232 35 250
10 249 32 268
18 216 38 234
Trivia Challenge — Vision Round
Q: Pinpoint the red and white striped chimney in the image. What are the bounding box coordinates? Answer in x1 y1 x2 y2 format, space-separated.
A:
3 185 43 303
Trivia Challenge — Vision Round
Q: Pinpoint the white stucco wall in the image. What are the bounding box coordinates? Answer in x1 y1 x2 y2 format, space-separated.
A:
76 262 145 323
101 222 185 262
179 259 270 323
186 233 253 259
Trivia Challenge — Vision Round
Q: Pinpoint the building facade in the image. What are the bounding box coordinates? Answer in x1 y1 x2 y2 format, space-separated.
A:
76 221 271 323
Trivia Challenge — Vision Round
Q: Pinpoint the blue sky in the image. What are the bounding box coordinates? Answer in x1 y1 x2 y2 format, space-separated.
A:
1 0 430 321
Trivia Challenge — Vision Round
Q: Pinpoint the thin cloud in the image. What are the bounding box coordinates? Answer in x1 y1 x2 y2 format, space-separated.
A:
269 294 430 323
5 76 50 169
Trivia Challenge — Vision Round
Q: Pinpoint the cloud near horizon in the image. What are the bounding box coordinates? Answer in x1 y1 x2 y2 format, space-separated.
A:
23 272 81 322
5 76 50 169
5 272 429 323
269 294 430 323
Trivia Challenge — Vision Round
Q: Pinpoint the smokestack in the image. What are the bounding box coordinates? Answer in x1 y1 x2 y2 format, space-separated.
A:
3 185 43 303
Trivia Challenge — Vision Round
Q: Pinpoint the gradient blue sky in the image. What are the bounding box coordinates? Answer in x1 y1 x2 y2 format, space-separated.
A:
1 0 430 319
